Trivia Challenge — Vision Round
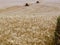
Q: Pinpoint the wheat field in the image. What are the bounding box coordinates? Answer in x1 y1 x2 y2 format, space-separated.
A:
0 2 60 45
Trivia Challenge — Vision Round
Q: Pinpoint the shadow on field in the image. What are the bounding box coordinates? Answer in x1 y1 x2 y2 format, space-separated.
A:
55 16 60 45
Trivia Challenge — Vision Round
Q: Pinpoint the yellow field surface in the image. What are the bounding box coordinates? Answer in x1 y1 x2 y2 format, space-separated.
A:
0 2 60 45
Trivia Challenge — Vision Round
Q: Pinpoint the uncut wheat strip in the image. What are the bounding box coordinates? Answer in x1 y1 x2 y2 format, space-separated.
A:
0 15 59 45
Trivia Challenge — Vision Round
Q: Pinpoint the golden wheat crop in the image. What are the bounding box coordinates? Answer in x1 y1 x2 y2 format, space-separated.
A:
0 15 59 45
